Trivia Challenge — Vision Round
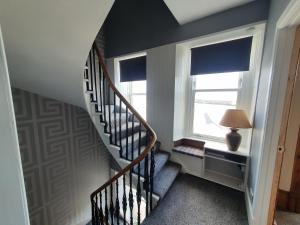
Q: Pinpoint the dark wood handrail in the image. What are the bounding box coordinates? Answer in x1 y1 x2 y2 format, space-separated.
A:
90 43 157 199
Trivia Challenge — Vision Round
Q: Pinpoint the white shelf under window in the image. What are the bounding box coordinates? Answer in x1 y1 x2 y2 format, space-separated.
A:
204 169 245 191
203 142 249 192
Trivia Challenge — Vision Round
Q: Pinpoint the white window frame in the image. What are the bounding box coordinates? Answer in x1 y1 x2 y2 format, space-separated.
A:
184 24 265 148
114 52 147 118
189 72 243 142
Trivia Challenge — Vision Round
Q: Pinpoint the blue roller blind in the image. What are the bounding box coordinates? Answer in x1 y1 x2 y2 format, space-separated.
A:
190 37 253 75
120 56 146 82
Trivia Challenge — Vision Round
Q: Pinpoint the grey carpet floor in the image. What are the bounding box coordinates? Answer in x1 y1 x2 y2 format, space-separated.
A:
276 210 300 225
142 174 248 225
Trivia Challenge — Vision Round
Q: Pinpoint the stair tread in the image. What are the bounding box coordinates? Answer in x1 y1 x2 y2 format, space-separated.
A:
120 145 146 160
152 162 181 199
121 131 146 145
119 131 147 159
133 151 170 178
104 112 133 125
110 122 141 138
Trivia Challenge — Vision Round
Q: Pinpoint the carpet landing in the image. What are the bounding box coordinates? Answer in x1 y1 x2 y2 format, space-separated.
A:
142 174 248 225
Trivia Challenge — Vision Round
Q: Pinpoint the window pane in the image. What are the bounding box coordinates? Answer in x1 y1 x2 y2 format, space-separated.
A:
193 103 235 139
131 81 146 94
195 91 237 106
195 72 240 90
132 94 146 119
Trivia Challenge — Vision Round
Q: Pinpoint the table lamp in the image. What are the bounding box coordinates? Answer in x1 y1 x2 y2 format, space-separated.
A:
220 109 252 151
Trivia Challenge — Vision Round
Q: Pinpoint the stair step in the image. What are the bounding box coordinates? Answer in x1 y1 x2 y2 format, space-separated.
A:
152 162 181 200
111 122 141 140
120 131 147 157
120 141 161 161
134 151 170 178
120 145 146 160
104 112 135 126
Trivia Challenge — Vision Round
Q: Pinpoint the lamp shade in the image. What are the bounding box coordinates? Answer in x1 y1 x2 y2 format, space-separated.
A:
220 109 252 129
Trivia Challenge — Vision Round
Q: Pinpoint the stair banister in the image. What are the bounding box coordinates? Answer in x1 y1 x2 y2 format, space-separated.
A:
90 43 157 225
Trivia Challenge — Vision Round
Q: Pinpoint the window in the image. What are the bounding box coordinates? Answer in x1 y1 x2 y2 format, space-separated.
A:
187 35 257 143
125 80 147 119
191 72 242 141
116 54 147 119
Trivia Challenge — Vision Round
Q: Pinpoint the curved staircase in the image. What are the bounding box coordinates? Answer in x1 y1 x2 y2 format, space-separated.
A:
83 43 181 225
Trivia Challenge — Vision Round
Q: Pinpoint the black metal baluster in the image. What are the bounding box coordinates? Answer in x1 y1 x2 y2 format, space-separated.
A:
92 197 95 225
98 58 103 119
95 194 100 225
136 122 142 224
114 93 117 145
150 147 155 211
115 179 120 225
87 53 92 91
105 188 109 225
144 154 149 216
110 184 114 225
89 50 95 102
108 86 112 143
119 99 123 158
92 49 99 112
103 78 107 131
99 192 104 225
126 106 129 160
122 175 127 225
131 115 134 161
129 169 134 225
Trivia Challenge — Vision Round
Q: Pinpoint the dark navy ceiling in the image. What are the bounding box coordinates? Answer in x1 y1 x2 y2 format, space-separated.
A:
103 0 270 58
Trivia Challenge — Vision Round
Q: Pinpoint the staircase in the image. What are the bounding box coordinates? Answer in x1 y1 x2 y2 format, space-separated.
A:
83 43 181 225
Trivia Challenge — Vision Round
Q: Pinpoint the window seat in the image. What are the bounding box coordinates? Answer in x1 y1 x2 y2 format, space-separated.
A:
172 138 204 158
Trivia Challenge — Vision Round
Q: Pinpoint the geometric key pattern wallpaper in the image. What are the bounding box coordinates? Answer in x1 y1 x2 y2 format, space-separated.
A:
12 88 111 225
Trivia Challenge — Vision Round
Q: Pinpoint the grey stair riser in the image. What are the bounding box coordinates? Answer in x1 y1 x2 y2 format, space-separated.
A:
110 122 142 141
103 113 134 126
120 133 147 159
120 141 160 162
152 162 181 200
120 145 146 160
133 151 170 178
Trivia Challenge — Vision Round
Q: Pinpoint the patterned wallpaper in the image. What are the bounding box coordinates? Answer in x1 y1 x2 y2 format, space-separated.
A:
12 88 111 225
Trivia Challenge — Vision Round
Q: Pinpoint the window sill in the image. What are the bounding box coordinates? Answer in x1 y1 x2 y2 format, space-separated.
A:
187 136 250 157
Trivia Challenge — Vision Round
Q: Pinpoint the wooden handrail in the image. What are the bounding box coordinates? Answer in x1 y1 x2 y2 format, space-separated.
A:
90 42 157 199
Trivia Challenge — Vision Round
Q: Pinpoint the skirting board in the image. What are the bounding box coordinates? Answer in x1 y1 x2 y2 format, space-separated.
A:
246 187 255 225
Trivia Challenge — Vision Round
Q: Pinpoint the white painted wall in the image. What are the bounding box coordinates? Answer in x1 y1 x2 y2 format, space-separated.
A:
173 45 189 141
147 44 177 151
0 26 30 225
0 0 114 108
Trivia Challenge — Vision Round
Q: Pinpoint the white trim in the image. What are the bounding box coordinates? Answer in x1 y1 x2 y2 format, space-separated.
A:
0 26 30 225
251 1 300 224
277 1 300 29
246 187 255 225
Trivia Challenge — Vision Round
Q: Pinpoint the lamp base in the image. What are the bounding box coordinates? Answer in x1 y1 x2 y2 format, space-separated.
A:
225 128 242 151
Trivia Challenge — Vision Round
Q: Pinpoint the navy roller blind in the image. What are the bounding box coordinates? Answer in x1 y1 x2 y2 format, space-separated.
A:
190 37 253 75
119 56 146 82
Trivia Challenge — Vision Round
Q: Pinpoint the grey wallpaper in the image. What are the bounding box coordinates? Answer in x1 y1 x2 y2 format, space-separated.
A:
12 88 111 225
